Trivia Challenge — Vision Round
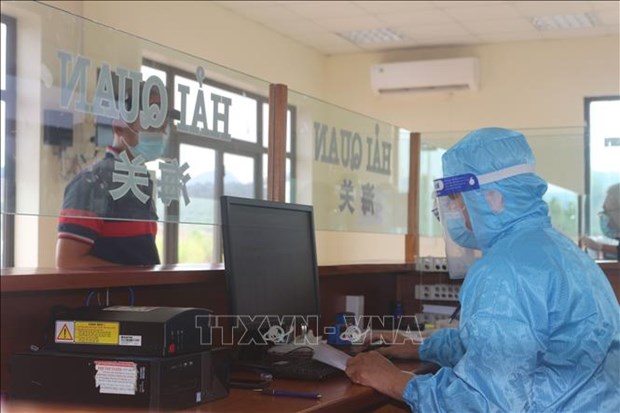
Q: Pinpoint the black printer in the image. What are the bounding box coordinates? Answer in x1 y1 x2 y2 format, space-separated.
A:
10 306 229 410
50 305 213 357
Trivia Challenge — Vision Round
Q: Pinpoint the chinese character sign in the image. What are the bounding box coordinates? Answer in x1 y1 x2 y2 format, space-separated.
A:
310 118 408 234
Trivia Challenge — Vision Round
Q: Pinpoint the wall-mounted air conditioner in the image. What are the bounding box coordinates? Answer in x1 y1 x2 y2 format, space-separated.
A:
370 57 479 94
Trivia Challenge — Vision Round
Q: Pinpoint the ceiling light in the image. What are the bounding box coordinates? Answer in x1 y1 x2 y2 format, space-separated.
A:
530 13 599 31
338 28 405 44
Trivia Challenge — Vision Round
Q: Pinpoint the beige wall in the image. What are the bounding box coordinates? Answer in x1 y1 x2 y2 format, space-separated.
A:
324 36 620 133
77 1 326 99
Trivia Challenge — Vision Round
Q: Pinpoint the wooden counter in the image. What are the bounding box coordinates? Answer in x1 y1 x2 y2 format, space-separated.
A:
1 361 427 413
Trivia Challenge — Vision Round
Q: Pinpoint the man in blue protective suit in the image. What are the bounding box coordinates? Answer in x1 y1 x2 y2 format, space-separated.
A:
346 127 620 412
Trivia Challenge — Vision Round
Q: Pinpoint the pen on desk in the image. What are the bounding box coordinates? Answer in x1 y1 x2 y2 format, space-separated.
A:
449 303 461 323
255 388 322 399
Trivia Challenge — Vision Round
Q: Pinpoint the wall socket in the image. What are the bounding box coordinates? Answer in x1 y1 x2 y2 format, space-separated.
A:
415 284 460 301
415 256 448 272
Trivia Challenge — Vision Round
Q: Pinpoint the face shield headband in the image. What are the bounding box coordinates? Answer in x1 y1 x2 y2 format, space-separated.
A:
433 163 536 278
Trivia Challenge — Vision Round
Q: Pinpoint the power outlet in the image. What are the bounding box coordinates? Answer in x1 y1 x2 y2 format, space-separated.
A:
415 283 460 301
415 256 448 272
415 284 433 300
432 257 448 272
415 257 434 272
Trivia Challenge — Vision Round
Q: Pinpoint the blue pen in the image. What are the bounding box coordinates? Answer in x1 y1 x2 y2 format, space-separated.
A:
255 388 322 399
449 303 461 323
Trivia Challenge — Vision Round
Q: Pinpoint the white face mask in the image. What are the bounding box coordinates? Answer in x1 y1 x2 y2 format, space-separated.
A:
127 130 168 162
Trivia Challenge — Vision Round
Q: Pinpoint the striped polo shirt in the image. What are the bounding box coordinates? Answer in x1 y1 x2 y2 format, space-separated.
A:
58 147 160 265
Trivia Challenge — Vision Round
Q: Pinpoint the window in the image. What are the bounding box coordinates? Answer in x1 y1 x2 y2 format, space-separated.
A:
585 96 620 240
1 14 16 268
141 60 295 264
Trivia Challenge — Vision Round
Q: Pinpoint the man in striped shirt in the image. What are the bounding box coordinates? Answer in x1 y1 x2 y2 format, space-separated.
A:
55 88 171 267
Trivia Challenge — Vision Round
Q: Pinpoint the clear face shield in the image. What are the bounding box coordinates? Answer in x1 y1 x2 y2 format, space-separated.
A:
433 163 536 279
433 174 481 279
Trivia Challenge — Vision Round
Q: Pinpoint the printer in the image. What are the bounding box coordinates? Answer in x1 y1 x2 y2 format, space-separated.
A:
50 305 214 357
10 306 229 410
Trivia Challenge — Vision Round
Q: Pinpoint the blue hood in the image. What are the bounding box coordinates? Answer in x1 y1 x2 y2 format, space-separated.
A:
441 127 550 251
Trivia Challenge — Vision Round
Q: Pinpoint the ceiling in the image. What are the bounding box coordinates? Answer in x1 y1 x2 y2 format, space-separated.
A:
214 1 620 55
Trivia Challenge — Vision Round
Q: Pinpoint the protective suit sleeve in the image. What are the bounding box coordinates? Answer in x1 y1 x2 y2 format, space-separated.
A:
419 328 465 368
403 314 544 412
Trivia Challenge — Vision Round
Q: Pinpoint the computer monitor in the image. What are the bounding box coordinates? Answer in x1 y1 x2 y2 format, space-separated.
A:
219 196 321 336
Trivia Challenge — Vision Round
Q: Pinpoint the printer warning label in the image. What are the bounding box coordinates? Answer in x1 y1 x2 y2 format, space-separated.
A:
74 321 120 345
55 321 75 342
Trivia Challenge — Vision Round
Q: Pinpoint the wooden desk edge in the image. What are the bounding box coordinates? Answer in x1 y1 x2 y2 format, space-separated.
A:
0 263 418 293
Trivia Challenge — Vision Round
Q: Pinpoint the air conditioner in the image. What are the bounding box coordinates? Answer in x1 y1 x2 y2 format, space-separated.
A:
370 57 479 94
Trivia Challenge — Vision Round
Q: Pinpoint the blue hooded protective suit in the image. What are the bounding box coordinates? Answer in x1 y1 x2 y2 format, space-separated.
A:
404 128 620 412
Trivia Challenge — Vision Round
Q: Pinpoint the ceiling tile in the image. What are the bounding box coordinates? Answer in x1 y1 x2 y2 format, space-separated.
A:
314 15 386 32
589 1 620 12
540 26 612 39
214 1 276 10
297 32 363 54
355 1 436 13
594 11 620 26
513 1 593 17
412 35 480 48
476 31 544 43
443 4 521 21
282 1 367 19
434 1 509 8
461 18 539 34
269 18 327 37
213 0 619 56
228 4 303 23
376 9 456 26
396 22 471 38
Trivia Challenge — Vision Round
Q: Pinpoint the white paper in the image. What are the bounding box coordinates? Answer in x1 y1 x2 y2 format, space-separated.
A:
312 343 351 371
94 361 137 395
422 304 457 316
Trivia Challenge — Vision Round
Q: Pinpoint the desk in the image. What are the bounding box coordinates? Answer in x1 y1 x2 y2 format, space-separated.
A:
2 361 431 413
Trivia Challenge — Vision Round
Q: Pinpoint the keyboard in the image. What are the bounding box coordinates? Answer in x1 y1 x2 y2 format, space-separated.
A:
267 357 342 381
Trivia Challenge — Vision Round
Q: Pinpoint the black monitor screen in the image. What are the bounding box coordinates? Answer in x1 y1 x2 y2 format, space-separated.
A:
220 196 320 325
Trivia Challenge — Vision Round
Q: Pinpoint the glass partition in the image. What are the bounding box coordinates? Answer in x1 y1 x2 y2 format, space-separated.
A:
585 97 620 259
286 91 410 235
0 1 413 269
419 127 583 258
0 1 274 268
3 1 596 270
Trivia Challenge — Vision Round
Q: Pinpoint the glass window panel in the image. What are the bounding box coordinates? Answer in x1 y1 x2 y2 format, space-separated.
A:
262 102 291 151
1 100 5 170
1 22 6 90
179 144 216 223
261 154 291 202
418 144 445 239
1 1 276 268
224 153 254 198
177 222 217 263
262 152 267 199
286 158 291 203
141 65 167 85
544 183 578 242
178 144 217 263
588 99 620 237
175 75 257 143
0 100 4 266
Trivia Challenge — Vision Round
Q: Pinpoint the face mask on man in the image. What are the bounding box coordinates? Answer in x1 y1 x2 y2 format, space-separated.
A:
126 130 168 162
599 212 619 239
445 210 478 249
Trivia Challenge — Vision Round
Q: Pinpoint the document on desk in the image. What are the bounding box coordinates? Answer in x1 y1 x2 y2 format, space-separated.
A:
312 343 351 371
